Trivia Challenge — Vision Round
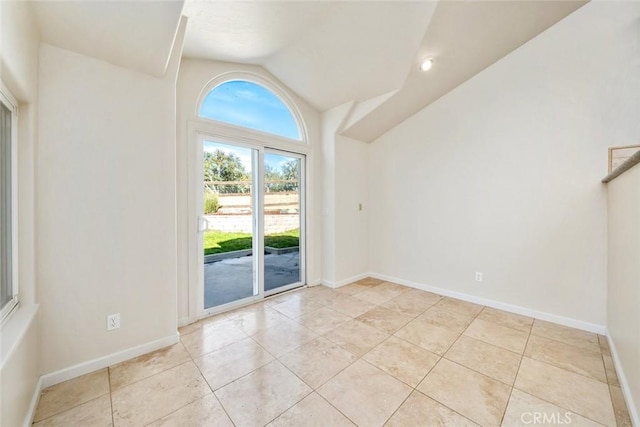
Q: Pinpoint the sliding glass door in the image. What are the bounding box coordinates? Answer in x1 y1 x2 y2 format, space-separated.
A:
264 151 304 295
200 141 259 309
197 137 305 313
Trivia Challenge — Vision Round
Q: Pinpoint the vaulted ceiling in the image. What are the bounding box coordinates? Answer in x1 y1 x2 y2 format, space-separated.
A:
342 0 588 141
182 1 437 112
30 1 184 77
29 0 587 141
183 0 587 141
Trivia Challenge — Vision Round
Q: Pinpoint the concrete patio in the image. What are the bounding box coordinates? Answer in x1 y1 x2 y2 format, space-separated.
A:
204 250 301 308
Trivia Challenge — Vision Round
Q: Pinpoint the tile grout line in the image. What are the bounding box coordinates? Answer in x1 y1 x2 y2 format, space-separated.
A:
183 322 253 360
312 292 488 426
211 393 237 427
603 345 621 426
528 331 602 354
259 376 316 426
108 341 193 390
526 321 611 385
418 358 513 427
188 340 237 427
531 322 603 413
274 333 356 388
140 335 236 426
313 391 360 427
358 358 416 426
522 321 618 393
274 339 354 389
110 358 195 396
315 296 444 390
131 359 204 426
412 388 480 426
107 367 115 427
209 311 356 425
314 291 445 356
42 281 618 427
478 305 535 334
499 321 533 426
191 333 287 396
203 284 616 426
45 289 364 417
523 354 611 386
438 334 524 385
445 308 611 388
509 386 609 427
602 347 617 404
264 301 389 425
141 319 258 425
405 302 505 426
432 304 489 358
31 368 114 425
319 292 519 392
439 333 525 388
509 327 613 427
32 393 111 425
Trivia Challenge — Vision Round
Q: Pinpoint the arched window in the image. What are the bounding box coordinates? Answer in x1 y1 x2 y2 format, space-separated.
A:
199 80 302 141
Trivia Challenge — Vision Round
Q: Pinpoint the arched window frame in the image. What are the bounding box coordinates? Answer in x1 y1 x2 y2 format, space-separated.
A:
195 72 308 147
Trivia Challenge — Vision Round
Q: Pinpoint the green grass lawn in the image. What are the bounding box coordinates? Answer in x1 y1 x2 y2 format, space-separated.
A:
204 229 299 255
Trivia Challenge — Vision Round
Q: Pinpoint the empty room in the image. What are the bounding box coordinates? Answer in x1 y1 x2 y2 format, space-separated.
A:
1 0 639 426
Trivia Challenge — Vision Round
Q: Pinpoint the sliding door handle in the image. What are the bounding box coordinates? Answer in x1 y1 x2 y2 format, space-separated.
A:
197 216 210 233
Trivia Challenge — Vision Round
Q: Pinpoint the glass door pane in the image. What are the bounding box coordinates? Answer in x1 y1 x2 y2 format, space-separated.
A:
201 140 258 309
264 151 303 293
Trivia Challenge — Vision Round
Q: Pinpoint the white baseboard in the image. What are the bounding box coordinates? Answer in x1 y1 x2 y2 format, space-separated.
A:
369 272 606 335
40 333 180 388
23 376 42 427
606 331 639 427
321 272 370 289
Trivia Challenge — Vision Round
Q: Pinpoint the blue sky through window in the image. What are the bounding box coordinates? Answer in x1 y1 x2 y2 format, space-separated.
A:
199 81 301 140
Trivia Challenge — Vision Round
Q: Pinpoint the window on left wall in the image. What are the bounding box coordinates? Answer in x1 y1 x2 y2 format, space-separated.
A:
0 85 18 323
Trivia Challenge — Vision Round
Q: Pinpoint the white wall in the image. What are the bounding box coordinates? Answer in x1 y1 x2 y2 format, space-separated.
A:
0 0 41 425
368 1 640 327
320 103 370 286
607 164 640 425
335 135 369 282
176 59 321 323
320 104 347 284
36 40 182 374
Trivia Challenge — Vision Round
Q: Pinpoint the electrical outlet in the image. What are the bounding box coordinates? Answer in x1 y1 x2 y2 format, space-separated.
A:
107 313 120 331
475 272 483 282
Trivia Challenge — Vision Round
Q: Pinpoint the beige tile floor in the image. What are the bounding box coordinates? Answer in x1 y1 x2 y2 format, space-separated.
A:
33 279 633 427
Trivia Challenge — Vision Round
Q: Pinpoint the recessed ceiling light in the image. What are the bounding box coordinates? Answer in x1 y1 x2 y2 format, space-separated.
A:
420 58 433 72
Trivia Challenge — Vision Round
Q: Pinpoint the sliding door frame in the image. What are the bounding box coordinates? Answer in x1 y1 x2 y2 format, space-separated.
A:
196 135 265 317
263 148 306 297
187 119 309 320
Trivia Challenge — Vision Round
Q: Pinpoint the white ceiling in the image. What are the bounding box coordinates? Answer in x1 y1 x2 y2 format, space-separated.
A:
182 1 437 111
183 0 586 141
27 0 587 141
342 0 588 142
30 1 184 77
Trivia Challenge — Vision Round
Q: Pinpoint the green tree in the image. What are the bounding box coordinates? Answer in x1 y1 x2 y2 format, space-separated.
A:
204 149 250 194
264 164 281 183
264 159 299 192
281 160 299 191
